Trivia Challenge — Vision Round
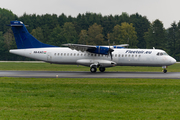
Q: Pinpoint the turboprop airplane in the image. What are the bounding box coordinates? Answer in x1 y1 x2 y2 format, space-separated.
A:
9 21 176 73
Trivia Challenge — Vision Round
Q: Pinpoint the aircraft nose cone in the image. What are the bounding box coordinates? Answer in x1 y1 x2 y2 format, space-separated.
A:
171 58 176 64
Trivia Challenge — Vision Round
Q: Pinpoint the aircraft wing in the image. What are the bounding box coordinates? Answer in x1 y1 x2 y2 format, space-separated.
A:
63 43 128 60
63 43 114 59
113 44 129 48
63 44 97 52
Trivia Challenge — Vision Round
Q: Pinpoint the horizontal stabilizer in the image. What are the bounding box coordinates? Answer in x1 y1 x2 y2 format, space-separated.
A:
9 21 24 26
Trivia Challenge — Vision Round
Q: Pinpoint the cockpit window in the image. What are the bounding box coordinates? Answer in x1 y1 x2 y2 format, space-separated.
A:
156 52 168 56
163 52 168 55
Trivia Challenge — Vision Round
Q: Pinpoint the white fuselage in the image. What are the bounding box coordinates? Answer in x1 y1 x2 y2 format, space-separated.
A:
9 47 176 67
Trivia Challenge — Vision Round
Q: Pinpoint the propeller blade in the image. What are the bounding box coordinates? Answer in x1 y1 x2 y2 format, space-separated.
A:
108 47 114 60
110 52 113 60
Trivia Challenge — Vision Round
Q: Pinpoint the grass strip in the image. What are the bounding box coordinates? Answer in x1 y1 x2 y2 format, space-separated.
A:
0 77 180 119
0 62 179 72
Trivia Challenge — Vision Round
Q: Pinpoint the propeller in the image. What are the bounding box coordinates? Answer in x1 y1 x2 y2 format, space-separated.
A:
108 46 114 60
107 39 114 60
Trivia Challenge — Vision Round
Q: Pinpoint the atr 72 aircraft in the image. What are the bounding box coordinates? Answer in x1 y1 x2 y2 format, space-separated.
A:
9 21 176 73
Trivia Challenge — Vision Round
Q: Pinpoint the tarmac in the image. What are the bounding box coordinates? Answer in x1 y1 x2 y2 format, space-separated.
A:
0 71 180 79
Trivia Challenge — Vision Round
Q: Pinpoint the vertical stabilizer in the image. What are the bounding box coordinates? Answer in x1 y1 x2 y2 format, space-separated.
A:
10 21 56 49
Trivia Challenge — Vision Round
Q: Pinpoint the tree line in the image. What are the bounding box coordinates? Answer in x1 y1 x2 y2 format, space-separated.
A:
0 8 180 61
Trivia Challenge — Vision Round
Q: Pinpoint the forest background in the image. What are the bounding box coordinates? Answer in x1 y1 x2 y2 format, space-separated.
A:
0 8 180 61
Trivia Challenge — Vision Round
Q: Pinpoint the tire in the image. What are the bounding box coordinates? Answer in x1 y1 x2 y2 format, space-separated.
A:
163 69 167 73
90 67 97 73
99 67 105 72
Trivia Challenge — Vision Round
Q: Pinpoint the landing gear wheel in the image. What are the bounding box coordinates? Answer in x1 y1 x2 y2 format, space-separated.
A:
90 67 97 73
163 69 167 73
99 67 105 72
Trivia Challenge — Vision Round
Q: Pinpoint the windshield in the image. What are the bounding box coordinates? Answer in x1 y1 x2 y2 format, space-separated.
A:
156 52 168 56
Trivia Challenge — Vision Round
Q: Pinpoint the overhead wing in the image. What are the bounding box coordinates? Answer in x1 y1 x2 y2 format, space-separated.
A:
113 44 129 48
63 43 128 60
63 43 114 60
62 44 96 52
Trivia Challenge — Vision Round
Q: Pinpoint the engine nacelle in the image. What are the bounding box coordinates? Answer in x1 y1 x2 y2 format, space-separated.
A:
76 59 116 67
87 46 113 55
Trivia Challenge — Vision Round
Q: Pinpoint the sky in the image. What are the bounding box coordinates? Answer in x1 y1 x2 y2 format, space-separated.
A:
1 0 180 29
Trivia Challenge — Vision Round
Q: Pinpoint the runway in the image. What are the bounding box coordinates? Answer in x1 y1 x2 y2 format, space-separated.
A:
0 71 180 79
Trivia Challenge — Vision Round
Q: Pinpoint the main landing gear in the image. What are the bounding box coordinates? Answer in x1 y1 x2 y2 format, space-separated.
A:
90 66 106 73
99 67 106 72
90 66 97 73
162 66 167 73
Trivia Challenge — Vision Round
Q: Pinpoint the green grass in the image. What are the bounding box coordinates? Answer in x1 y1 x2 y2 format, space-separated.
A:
0 62 179 119
0 62 179 72
0 78 180 119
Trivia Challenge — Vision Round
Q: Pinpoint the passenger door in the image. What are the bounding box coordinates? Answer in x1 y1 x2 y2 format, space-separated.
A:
47 52 52 61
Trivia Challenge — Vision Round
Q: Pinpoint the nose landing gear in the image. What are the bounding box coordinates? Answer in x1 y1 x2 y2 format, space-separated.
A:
162 66 167 73
163 69 167 73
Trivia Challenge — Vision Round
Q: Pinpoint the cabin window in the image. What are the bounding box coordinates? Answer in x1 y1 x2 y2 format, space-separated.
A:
132 55 134 57
122 55 124 57
77 53 79 56
128 54 130 57
91 54 93 56
58 53 59 56
139 55 141 57
54 53 56 56
74 53 76 56
64 53 66 56
81 54 83 56
61 53 63 56
135 55 137 57
67 53 69 56
118 54 120 57
125 55 127 57
70 53 72 56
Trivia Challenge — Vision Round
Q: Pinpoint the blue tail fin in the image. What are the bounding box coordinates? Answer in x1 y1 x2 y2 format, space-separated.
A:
10 21 56 49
